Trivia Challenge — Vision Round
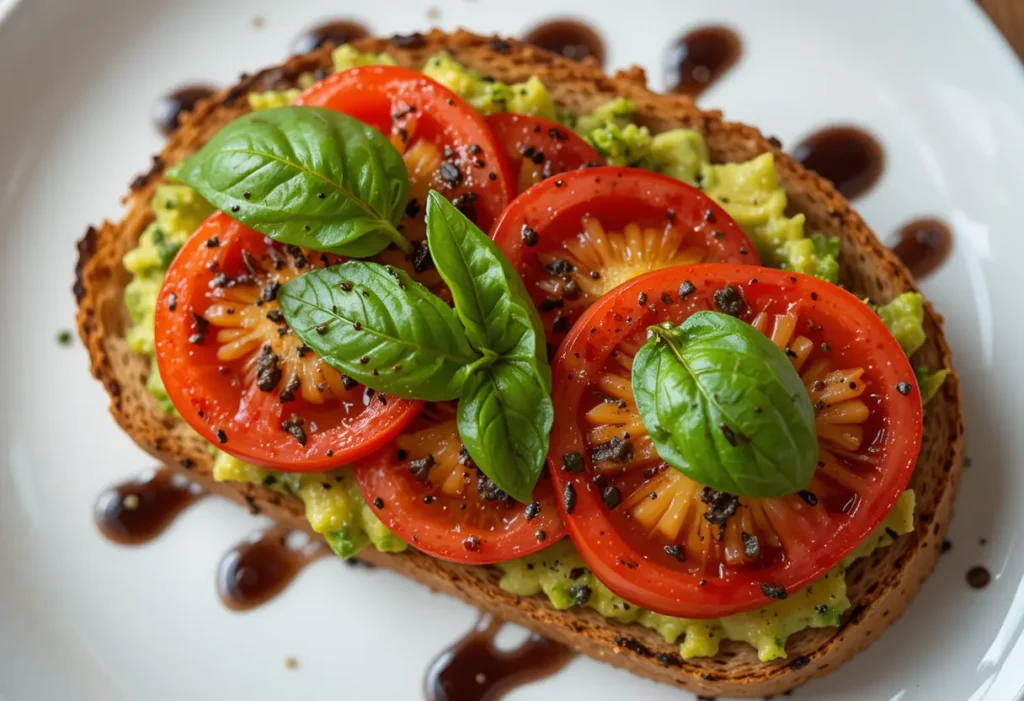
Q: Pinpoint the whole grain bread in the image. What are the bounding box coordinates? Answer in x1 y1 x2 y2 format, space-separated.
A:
74 29 964 698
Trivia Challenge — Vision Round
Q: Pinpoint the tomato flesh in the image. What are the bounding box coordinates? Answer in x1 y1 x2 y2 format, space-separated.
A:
491 166 761 345
354 403 566 564
296 66 515 233
154 212 422 471
548 265 922 618
485 113 603 192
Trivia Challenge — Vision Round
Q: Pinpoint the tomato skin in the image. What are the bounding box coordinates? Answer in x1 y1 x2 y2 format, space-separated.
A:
154 212 422 472
490 167 761 344
295 66 516 232
485 113 603 192
548 265 922 618
353 407 566 564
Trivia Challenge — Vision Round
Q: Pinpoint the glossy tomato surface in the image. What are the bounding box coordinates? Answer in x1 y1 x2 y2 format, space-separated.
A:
491 167 760 345
154 212 422 471
548 264 922 618
296 65 515 233
354 403 566 564
485 112 603 192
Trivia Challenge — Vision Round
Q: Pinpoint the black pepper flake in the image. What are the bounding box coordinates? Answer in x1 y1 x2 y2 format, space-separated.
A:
719 423 738 446
231 205 240 213
521 145 545 164
373 497 384 509
189 313 209 344
411 241 433 274
422 495 435 504
700 487 739 527
488 172 497 181
637 292 648 305
896 381 912 395
167 293 178 311
660 292 673 304
664 544 685 561
563 483 577 514
601 485 622 510
544 258 573 275
761 582 787 600
591 436 633 464
215 429 228 444
614 636 651 656
798 490 819 506
521 225 539 247
655 652 682 667
439 161 461 185
409 454 435 482
569 583 592 606
815 604 829 615
562 452 585 473
280 415 306 446
315 324 329 335
523 501 541 520
678 280 696 298
206 236 220 248
713 285 745 316
535 529 546 542
279 375 301 403
254 344 282 392
463 535 482 552
261 280 280 302
742 532 761 558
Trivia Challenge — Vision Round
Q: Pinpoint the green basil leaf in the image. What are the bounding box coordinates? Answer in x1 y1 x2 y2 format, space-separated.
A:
632 311 817 498
424 191 550 390
279 261 480 401
167 106 411 256
457 360 554 504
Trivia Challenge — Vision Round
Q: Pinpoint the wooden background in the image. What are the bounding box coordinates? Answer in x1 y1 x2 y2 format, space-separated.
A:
979 0 1024 60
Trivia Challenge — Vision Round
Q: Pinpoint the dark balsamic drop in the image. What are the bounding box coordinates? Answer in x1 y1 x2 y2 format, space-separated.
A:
791 126 885 200
217 525 326 611
967 566 991 589
94 468 205 545
888 217 953 280
425 614 574 701
523 20 606 67
152 85 217 137
664 25 742 97
291 19 370 55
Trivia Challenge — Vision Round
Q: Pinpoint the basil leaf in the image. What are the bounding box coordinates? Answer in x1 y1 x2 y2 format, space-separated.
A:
279 261 480 401
168 106 411 256
425 192 550 390
632 311 817 498
457 360 554 504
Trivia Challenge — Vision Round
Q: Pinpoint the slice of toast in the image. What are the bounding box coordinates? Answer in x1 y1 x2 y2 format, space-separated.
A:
74 29 964 698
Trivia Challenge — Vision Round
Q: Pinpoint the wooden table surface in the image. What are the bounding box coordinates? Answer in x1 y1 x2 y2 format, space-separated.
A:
978 0 1024 60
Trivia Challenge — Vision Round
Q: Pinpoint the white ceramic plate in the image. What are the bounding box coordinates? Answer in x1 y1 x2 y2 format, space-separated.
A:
2 0 1023 698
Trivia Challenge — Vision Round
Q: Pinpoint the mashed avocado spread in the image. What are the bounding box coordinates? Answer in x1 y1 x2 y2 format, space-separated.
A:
120 46 938 662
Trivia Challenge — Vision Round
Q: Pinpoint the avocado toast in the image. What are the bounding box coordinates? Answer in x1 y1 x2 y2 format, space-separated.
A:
74 29 963 698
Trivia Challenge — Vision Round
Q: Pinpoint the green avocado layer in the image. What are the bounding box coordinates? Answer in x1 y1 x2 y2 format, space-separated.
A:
120 46 941 662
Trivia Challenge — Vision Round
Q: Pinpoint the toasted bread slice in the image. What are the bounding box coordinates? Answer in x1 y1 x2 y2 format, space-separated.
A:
74 29 964 698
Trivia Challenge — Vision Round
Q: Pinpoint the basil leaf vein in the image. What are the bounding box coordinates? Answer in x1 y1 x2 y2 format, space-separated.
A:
279 261 478 401
457 360 554 504
168 106 411 256
632 311 817 498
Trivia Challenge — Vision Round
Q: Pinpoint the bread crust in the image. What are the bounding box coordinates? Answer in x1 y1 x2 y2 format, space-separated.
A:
74 29 964 698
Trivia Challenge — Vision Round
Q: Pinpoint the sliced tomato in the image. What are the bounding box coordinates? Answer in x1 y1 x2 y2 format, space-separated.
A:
354 403 566 564
549 265 922 618
490 167 761 345
485 113 603 193
154 212 422 472
295 65 515 233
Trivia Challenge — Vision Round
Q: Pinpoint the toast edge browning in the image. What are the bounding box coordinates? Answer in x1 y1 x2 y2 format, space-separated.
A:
73 29 965 699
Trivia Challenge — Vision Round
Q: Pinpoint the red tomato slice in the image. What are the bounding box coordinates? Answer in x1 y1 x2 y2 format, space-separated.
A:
485 113 603 192
354 403 566 564
491 166 761 345
154 212 423 472
295 66 516 233
549 265 922 618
